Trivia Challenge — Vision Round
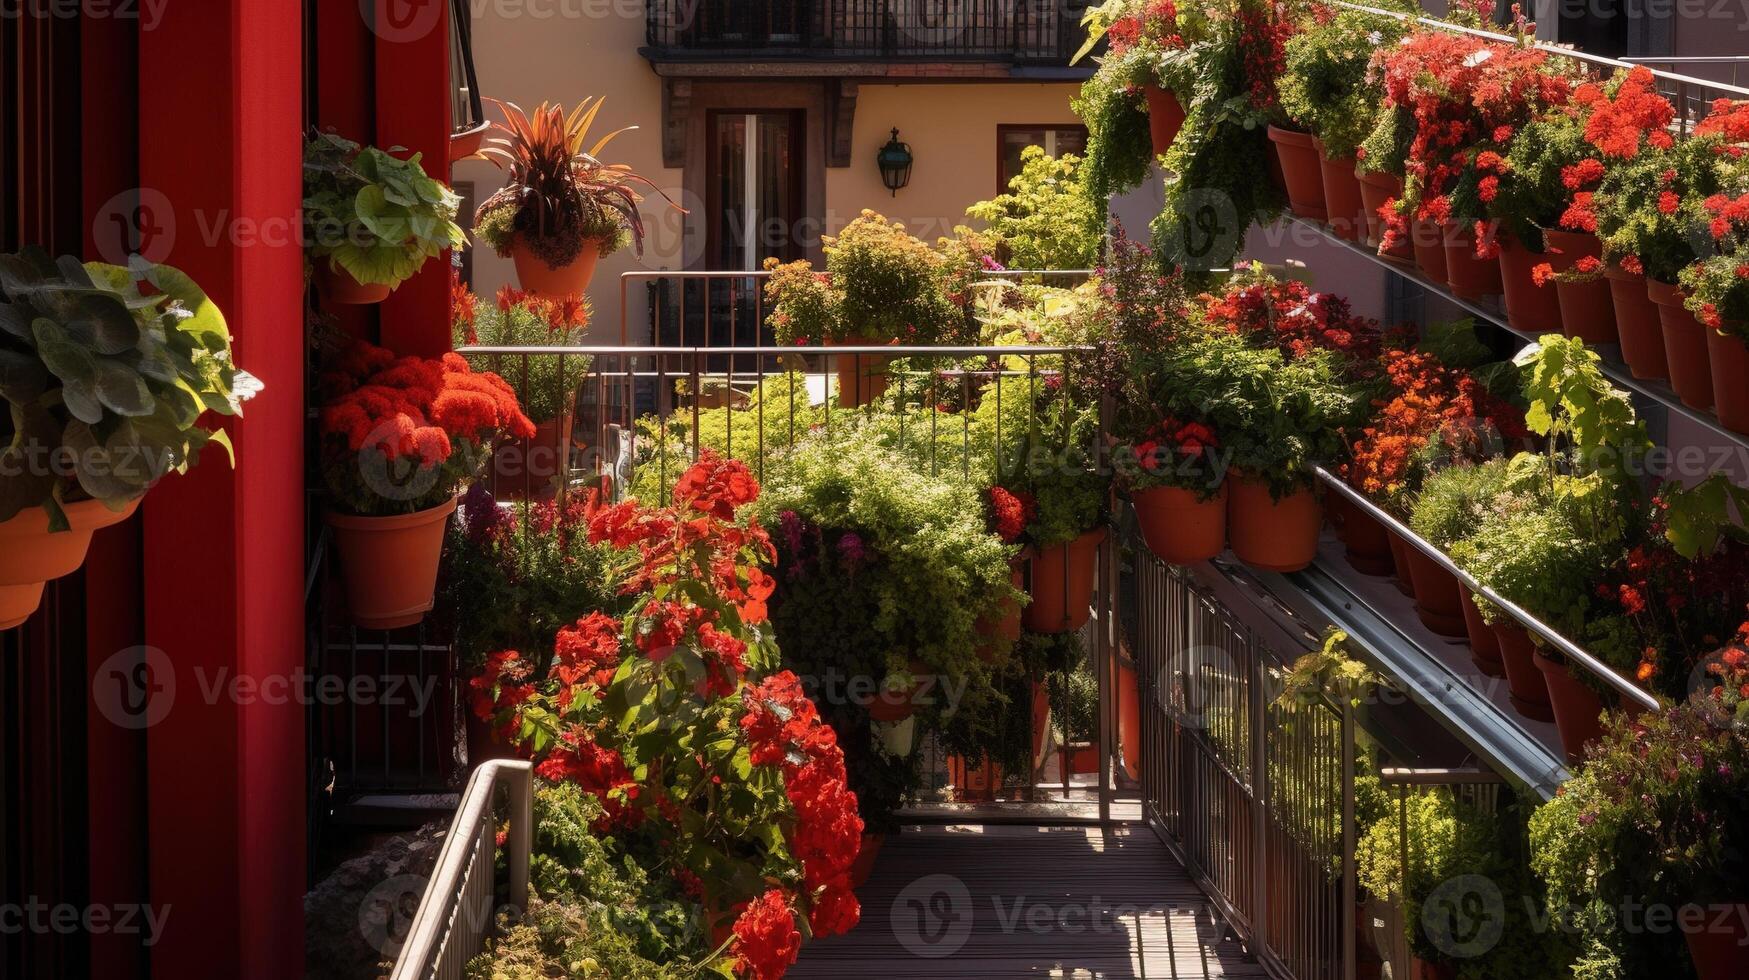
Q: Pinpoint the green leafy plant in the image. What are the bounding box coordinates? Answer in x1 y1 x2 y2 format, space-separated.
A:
439 484 622 674
982 373 1109 548
1279 10 1410 160
302 131 465 288
965 148 1102 270
763 211 961 344
0 250 259 527
1159 331 1358 499
1408 457 1518 552
453 283 592 424
1276 629 1379 709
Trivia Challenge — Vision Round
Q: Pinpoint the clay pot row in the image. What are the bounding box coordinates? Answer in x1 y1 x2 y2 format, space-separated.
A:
1329 494 1608 765
1130 474 1323 575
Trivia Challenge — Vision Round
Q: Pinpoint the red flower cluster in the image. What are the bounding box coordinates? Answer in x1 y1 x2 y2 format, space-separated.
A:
1134 417 1219 473
1574 66 1675 160
731 889 803 980
468 648 533 741
1347 349 1527 503
1106 0 1185 56
495 284 590 332
989 486 1035 543
551 611 622 707
320 340 534 467
1202 275 1382 365
450 268 479 343
1236 1 1296 113
536 725 642 829
1376 32 1572 250
740 671 864 937
1696 98 1749 146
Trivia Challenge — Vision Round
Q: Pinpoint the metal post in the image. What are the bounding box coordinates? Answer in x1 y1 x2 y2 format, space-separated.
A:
1341 700 1357 980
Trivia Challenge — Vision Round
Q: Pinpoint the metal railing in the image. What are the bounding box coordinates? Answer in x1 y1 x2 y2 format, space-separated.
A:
1133 551 1358 980
1336 1 1749 134
389 759 534 980
644 0 1090 63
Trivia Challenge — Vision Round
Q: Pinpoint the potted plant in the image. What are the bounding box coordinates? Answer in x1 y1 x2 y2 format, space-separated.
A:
964 147 1103 271
1356 101 1417 260
301 131 466 304
1280 8 1411 242
0 250 258 629
1409 458 1518 675
980 375 1110 633
1078 0 1210 158
1121 415 1228 565
1375 26 1574 298
1168 332 1357 573
1530 680 1749 980
1677 157 1749 434
453 280 593 499
1149 0 1286 272
1596 108 1746 404
764 211 958 408
317 339 533 629
473 97 668 297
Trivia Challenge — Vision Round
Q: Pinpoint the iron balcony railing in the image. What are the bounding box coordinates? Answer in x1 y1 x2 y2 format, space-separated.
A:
644 0 1093 63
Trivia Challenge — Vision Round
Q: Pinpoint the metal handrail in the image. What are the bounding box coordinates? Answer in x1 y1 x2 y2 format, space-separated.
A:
1334 0 1749 100
1312 466 1662 713
389 759 534 980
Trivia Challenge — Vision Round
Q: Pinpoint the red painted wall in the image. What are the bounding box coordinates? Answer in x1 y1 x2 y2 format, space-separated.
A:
138 0 306 976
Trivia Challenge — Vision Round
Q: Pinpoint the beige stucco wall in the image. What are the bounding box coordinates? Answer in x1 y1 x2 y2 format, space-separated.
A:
457 0 1082 339
455 1 681 343
823 82 1082 242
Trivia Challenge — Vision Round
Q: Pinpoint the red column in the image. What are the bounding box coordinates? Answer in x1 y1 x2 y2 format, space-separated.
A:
376 0 456 356
137 0 306 977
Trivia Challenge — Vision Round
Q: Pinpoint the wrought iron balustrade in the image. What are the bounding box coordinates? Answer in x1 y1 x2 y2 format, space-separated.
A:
644 0 1093 63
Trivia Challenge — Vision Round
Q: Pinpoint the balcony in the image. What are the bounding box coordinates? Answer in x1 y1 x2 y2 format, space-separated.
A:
642 0 1094 76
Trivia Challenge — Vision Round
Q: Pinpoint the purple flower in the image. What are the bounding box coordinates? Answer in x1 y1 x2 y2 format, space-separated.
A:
461 481 508 542
980 254 1007 272
837 532 866 569
779 510 805 556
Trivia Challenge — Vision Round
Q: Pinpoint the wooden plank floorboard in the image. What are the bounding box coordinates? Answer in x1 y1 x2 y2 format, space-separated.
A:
789 824 1269 979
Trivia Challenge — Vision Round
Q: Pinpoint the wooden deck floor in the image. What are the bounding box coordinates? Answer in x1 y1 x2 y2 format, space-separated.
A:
789 823 1270 979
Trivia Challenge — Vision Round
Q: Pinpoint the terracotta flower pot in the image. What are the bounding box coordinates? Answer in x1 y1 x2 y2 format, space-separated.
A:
1131 483 1227 566
1064 743 1100 776
1684 902 1749 980
314 263 391 305
868 663 928 722
1705 324 1749 435
1441 220 1503 298
1226 475 1320 573
1358 170 1412 259
1337 501 1397 576
1495 233 1563 334
1491 621 1554 722
511 235 602 297
1144 85 1187 158
1533 650 1605 765
1267 125 1327 221
1543 229 1618 345
487 413 574 500
324 495 459 630
1386 530 1415 597
975 553 1028 662
1458 584 1504 678
1411 217 1448 283
1312 136 1367 243
826 336 890 409
1115 651 1141 781
1606 262 1669 381
1404 545 1467 638
0 497 142 630
1024 527 1106 633
1649 278 1715 411
850 832 885 888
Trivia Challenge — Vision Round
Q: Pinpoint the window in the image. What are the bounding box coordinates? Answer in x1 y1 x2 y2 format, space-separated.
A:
996 125 1089 195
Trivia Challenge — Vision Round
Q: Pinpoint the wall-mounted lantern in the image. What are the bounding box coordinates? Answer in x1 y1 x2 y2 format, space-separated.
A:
876 128 912 196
